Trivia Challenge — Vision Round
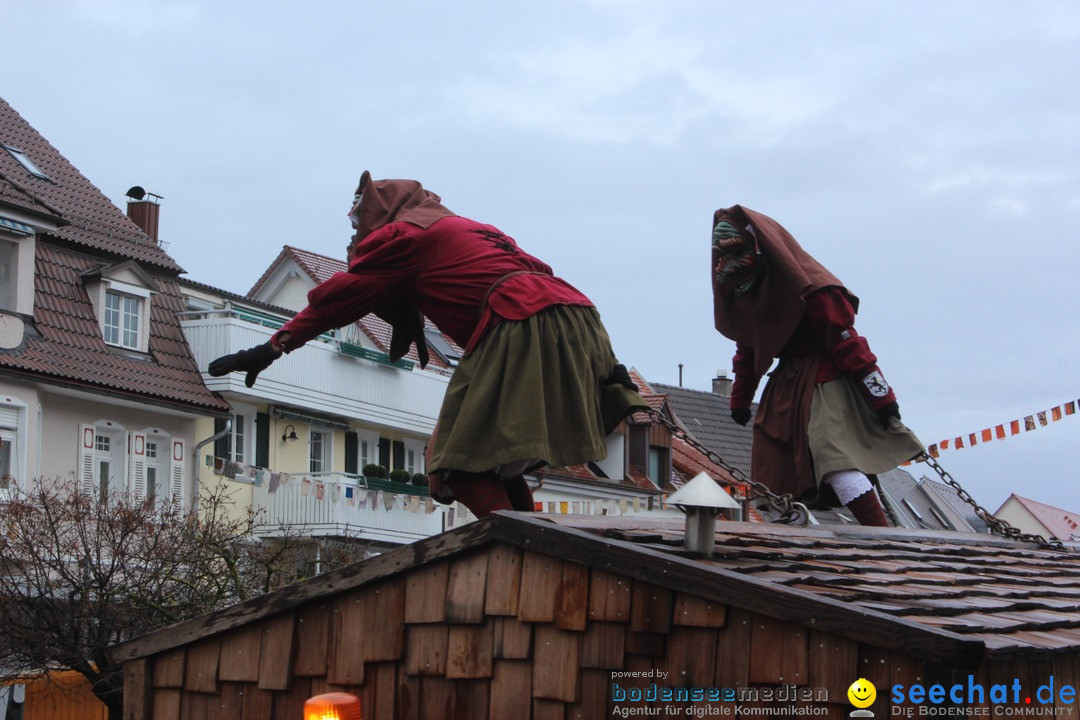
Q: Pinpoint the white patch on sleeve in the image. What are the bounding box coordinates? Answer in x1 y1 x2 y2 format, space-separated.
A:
862 371 890 398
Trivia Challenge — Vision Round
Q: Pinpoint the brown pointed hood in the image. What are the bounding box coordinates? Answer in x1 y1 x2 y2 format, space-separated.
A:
712 205 856 377
350 171 456 241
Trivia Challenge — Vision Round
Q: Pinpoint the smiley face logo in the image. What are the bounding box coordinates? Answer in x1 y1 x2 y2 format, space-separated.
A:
847 678 877 708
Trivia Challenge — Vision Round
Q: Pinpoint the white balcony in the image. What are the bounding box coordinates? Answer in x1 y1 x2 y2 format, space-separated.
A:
180 309 448 435
252 472 453 544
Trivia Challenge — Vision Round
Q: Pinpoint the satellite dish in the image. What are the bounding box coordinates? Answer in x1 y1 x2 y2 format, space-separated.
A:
126 186 146 200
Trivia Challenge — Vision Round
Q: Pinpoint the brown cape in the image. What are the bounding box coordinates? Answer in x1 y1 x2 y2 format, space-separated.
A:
352 172 457 367
711 206 858 499
711 205 856 378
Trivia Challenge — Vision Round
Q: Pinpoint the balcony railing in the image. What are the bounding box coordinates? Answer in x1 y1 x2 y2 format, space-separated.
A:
180 308 448 435
252 472 451 544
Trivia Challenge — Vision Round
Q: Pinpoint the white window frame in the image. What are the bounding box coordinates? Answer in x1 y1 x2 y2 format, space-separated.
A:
228 404 257 465
0 401 23 494
354 428 379 474
104 289 143 350
128 427 186 506
403 438 426 475
79 421 127 502
309 430 331 474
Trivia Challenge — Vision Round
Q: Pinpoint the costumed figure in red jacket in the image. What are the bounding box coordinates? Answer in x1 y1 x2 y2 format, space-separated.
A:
711 205 924 526
209 172 646 518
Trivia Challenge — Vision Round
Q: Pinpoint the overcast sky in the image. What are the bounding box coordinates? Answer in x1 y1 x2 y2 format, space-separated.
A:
4 0 1079 518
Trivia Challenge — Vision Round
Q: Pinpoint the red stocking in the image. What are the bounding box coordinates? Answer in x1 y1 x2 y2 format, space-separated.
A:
445 472 512 518
504 475 536 512
846 490 889 527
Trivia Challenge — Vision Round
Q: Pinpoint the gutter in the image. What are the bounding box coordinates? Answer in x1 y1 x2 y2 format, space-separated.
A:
193 419 231 513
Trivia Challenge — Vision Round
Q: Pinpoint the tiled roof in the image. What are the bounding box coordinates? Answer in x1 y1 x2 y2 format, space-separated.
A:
251 245 461 371
0 245 229 413
877 468 955 530
0 97 181 272
1006 494 1080 543
651 381 755 477
923 478 989 532
547 514 1080 656
0 97 228 414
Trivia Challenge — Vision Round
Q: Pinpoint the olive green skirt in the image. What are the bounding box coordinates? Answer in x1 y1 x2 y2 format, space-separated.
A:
429 305 647 475
808 378 925 482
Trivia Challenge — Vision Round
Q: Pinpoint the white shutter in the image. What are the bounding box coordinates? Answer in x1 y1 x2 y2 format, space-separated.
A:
170 439 186 506
0 405 19 429
78 424 95 496
129 433 146 501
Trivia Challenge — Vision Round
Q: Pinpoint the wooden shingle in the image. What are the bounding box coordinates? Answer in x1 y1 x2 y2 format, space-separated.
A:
445 551 489 624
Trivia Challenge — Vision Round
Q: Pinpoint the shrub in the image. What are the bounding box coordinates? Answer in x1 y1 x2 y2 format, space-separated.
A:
362 463 387 479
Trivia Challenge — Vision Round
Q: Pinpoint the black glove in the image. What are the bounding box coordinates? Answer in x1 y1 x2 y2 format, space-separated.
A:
603 363 639 392
208 342 279 388
731 408 752 426
877 401 901 429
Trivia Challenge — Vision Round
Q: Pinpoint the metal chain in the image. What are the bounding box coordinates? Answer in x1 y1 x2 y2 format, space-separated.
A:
916 452 1067 551
645 408 808 525
648 407 1069 550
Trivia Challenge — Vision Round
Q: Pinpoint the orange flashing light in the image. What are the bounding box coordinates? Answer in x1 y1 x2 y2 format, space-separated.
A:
304 692 362 720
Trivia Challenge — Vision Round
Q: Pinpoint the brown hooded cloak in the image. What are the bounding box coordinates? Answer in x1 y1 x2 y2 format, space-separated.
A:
712 205 856 375
351 171 457 367
711 206 920 499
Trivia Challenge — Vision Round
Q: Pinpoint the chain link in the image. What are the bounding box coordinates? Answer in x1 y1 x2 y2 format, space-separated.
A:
915 452 1067 551
648 407 1069 550
645 408 807 525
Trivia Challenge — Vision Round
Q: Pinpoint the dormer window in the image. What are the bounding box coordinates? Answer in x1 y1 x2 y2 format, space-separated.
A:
82 261 158 354
2 144 48 179
104 290 142 349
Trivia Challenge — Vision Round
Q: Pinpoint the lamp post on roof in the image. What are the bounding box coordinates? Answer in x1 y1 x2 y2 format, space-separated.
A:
666 471 741 556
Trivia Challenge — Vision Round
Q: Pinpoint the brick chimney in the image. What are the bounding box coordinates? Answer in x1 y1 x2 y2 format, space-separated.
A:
125 186 162 244
712 370 732 396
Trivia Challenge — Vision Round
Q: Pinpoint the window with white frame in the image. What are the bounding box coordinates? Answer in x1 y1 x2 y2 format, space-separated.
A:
144 439 160 501
230 405 256 464
0 404 19 490
0 239 15 312
128 428 186 505
309 430 330 473
403 438 426 475
104 290 142 349
353 428 379 474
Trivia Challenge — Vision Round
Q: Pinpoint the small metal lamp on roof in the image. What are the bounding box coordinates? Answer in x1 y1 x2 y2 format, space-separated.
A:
665 472 741 556
304 692 362 720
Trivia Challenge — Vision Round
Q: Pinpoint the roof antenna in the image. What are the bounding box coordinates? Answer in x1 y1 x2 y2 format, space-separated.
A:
678 363 683 387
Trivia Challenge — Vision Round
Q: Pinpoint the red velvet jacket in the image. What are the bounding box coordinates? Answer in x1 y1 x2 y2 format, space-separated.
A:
272 216 592 353
730 286 897 411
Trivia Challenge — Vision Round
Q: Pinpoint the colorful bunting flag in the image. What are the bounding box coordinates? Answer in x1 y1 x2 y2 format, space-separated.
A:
930 397 1079 455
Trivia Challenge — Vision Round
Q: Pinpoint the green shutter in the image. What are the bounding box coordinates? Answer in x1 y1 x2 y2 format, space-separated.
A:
256 413 270 468
344 431 358 475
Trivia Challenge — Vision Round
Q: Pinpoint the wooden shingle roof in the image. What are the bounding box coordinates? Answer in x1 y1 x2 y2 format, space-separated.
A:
110 513 1080 670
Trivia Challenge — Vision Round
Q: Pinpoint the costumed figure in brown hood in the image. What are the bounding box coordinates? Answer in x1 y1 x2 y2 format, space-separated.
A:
209 172 647 518
711 205 924 526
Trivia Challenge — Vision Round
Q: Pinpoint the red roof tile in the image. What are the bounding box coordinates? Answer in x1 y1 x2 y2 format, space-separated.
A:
0 97 181 271
1006 494 1080 542
0 97 228 414
250 245 461 371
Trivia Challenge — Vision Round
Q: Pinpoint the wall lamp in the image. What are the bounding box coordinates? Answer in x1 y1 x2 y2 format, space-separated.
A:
282 424 299 442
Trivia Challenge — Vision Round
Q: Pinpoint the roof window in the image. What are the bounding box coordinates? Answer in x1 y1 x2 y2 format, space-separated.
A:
424 329 461 367
2 144 48 179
